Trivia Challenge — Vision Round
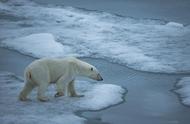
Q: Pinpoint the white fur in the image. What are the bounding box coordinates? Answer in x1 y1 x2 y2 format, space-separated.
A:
19 57 103 102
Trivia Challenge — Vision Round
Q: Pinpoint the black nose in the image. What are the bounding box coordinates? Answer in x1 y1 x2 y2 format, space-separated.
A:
97 74 103 81
100 77 103 81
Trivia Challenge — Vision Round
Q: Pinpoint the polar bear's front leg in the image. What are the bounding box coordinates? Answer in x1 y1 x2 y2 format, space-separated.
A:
68 80 84 97
37 83 49 102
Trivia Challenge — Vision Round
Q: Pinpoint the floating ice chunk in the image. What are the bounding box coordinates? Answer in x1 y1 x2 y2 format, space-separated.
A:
77 84 125 110
175 77 190 106
0 33 68 58
0 72 125 124
166 22 184 28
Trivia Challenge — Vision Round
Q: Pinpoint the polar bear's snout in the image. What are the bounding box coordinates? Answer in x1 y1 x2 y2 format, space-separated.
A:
90 73 103 81
97 74 103 81
89 73 103 81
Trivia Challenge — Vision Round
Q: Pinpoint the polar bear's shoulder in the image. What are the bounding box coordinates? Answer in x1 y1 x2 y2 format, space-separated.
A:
63 56 77 60
61 57 78 63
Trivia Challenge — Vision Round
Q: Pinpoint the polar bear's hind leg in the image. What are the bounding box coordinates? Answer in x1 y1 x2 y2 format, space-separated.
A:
19 81 35 101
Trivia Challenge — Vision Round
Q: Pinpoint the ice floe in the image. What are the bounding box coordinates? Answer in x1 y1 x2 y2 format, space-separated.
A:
0 72 125 124
175 77 190 106
0 33 71 57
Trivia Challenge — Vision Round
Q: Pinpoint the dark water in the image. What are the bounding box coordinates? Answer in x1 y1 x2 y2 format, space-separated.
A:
0 48 190 124
33 0 190 25
81 58 190 124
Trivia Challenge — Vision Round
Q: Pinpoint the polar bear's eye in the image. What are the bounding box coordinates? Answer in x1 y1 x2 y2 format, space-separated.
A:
90 67 93 71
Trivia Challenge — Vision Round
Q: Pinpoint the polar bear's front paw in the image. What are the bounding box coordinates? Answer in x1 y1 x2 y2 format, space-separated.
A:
19 96 30 101
38 96 49 102
54 92 64 97
70 94 84 97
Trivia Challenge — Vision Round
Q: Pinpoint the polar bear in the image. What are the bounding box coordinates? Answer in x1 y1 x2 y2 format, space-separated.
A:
19 57 103 102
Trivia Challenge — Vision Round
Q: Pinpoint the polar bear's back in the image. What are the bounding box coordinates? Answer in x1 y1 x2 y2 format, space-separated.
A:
25 57 79 83
26 57 78 71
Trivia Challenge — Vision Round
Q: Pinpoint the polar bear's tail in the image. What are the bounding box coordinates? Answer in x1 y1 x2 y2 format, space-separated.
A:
25 70 32 82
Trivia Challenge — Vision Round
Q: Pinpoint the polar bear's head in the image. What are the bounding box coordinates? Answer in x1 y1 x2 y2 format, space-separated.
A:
74 59 103 81
86 64 103 81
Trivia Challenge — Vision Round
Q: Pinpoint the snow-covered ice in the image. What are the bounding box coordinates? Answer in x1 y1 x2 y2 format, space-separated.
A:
166 22 184 28
175 77 190 106
0 0 190 73
0 33 71 58
0 72 125 124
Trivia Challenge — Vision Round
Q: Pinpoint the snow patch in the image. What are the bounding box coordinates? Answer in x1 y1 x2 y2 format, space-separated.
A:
0 72 125 124
0 33 70 58
175 77 190 106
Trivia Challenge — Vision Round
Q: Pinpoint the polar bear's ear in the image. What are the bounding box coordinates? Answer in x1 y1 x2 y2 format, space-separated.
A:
90 67 93 71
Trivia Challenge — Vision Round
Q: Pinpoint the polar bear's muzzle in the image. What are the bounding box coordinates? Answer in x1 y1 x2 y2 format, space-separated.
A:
97 74 103 81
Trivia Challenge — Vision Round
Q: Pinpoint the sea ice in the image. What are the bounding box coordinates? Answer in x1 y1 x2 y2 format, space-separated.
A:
0 2 9 11
0 72 125 124
0 33 69 58
0 0 190 73
166 22 184 28
175 77 190 106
